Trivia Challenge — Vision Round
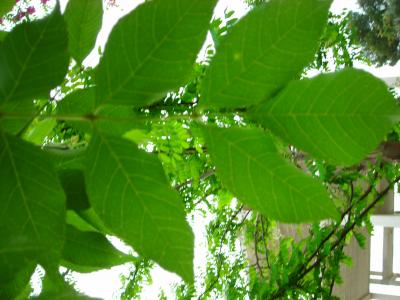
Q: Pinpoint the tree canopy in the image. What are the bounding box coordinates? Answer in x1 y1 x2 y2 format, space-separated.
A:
350 0 400 66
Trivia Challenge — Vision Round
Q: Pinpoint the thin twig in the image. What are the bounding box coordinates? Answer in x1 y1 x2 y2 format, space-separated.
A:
270 176 400 299
197 206 249 300
260 216 271 269
254 214 264 278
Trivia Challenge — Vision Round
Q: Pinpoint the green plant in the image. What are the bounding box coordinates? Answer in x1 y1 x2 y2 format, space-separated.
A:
0 0 399 298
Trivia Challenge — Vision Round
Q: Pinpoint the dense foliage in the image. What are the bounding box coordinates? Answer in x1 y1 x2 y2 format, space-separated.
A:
350 0 400 66
0 0 399 299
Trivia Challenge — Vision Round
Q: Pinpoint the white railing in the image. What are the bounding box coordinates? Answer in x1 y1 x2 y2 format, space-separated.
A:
369 187 400 299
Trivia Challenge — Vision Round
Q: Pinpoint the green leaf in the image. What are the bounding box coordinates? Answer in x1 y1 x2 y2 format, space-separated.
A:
0 132 66 283
58 169 91 211
57 88 95 133
202 126 337 222
23 118 56 145
36 276 99 300
62 225 133 273
64 0 103 64
66 210 98 232
0 31 8 42
0 0 14 18
96 0 217 107
85 133 194 282
200 0 332 108
251 68 400 165
0 263 35 300
0 6 69 107
57 88 142 136
47 147 87 170
0 100 36 134
94 105 142 136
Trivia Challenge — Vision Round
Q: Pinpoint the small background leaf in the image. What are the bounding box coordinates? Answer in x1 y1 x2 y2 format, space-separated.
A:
61 225 134 273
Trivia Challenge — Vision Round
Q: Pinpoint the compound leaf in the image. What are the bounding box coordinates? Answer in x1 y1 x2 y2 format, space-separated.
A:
251 68 400 165
200 0 331 108
202 126 337 222
85 133 194 282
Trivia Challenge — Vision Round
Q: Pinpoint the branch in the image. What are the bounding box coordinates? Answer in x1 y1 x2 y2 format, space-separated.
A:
260 216 271 269
270 175 400 299
254 215 264 278
175 169 215 190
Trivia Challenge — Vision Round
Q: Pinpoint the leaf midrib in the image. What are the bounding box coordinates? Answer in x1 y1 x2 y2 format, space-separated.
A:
101 0 199 104
208 1 324 101
217 132 322 201
1 133 40 239
97 134 171 256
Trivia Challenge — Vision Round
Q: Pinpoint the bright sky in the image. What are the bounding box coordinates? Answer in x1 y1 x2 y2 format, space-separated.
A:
32 0 400 298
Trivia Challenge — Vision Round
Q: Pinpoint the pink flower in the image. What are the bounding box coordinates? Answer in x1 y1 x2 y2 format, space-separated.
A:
0 18 3 25
27 6 35 14
41 0 50 4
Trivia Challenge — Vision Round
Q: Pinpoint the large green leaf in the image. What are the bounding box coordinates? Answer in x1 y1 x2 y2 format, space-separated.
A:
202 126 337 222
58 169 91 211
47 147 87 171
0 263 35 300
251 68 400 166
0 6 69 107
0 101 36 134
96 0 216 107
0 0 14 18
200 0 331 108
64 0 103 64
85 133 194 282
0 132 66 283
62 225 133 273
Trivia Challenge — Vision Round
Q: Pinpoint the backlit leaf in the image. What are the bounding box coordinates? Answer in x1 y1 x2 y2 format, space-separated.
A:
251 68 400 165
0 6 69 106
202 126 337 222
200 0 331 108
64 0 103 64
0 132 65 283
62 225 133 273
96 0 216 107
85 133 194 282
